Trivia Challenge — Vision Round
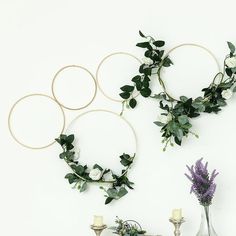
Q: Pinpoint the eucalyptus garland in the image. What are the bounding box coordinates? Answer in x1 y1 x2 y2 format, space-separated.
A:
55 134 135 204
120 31 236 150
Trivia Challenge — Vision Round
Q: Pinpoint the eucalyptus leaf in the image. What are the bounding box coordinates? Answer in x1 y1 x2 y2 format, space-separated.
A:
174 136 182 146
74 165 85 175
120 92 130 99
105 197 113 205
227 41 235 54
120 85 135 92
178 115 188 125
154 121 165 127
136 42 151 49
129 98 137 108
139 30 146 38
66 134 74 144
217 99 227 107
117 187 128 198
163 57 173 67
107 188 118 198
93 164 103 171
80 181 87 192
176 128 184 141
140 88 151 97
65 173 78 184
59 152 66 159
131 75 141 82
153 40 165 47
180 96 188 102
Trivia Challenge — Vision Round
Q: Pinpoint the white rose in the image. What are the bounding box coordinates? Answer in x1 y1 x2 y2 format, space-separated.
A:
89 168 102 181
159 113 172 124
222 89 233 100
225 56 236 68
142 57 153 65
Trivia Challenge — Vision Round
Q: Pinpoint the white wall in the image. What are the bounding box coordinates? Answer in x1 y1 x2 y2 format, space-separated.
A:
1 0 236 235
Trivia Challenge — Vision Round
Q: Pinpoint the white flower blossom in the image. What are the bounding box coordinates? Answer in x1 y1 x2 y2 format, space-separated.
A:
225 56 236 68
142 57 153 65
158 113 172 124
89 168 102 181
221 89 233 100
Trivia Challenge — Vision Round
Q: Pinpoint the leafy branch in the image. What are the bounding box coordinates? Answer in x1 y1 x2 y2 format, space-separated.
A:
55 134 135 204
119 30 173 115
110 217 146 236
153 42 236 150
119 31 236 150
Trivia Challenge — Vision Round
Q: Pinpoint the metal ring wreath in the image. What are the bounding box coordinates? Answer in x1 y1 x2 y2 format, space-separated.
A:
55 110 137 205
119 30 236 151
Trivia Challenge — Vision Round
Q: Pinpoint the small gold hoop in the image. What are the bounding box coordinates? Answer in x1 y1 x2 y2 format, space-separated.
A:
51 65 97 110
96 52 142 103
158 43 221 101
8 94 66 149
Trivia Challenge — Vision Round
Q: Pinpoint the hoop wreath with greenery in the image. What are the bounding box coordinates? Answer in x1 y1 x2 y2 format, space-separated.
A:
55 110 137 205
119 31 236 150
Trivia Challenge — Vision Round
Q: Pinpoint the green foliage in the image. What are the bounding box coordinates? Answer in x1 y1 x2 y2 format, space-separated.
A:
65 173 79 184
119 31 172 111
110 217 146 236
153 40 165 47
153 49 236 150
120 153 134 166
162 57 173 67
55 134 135 205
80 181 87 192
119 31 236 150
100 154 135 204
227 41 235 54
129 98 137 108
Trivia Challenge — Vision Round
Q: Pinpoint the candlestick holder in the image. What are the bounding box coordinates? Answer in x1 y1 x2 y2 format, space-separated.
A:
169 218 185 236
90 224 107 236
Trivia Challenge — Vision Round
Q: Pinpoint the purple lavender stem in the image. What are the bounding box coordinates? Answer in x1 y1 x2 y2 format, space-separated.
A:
185 158 218 206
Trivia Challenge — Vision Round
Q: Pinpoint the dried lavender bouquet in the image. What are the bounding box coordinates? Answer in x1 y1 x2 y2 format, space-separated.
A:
185 158 219 236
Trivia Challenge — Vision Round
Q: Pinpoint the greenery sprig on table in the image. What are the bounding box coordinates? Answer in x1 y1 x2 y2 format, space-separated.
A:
110 217 146 236
120 31 236 150
55 134 135 205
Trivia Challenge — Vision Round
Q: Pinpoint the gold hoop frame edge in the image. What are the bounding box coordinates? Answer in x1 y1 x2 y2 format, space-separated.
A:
159 43 221 101
51 65 97 111
66 109 138 154
8 93 66 150
96 52 142 103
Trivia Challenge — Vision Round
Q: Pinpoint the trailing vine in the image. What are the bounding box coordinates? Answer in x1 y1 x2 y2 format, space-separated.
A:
119 30 173 114
55 134 135 204
120 31 236 150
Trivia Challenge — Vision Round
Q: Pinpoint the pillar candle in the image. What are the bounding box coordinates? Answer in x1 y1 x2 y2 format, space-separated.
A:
93 215 104 226
172 209 182 220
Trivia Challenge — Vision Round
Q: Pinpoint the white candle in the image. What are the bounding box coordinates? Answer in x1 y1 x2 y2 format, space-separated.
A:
93 215 104 226
172 209 182 220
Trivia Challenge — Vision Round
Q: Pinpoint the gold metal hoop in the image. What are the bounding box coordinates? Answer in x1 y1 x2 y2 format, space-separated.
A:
51 65 97 110
8 94 66 150
66 109 138 172
96 52 142 103
158 43 221 101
